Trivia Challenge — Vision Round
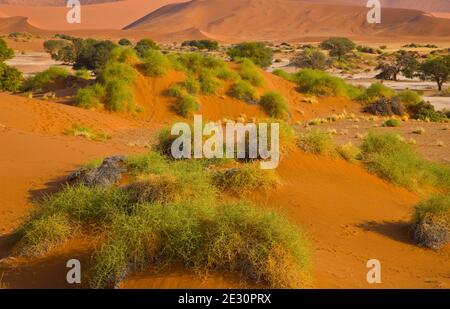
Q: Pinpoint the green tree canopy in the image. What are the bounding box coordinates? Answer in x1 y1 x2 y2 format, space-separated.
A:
227 42 273 68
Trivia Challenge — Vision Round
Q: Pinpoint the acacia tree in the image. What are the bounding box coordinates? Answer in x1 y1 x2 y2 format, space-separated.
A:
0 38 14 62
418 56 450 91
376 50 419 81
320 37 355 61
227 42 273 68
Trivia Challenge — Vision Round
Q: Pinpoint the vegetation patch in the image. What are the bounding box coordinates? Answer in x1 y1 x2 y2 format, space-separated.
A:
22 67 70 92
64 124 111 141
298 130 337 157
413 195 450 249
228 80 259 103
259 91 289 119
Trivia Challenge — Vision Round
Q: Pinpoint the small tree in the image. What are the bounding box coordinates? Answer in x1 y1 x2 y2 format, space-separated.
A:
43 39 70 59
118 38 132 46
0 63 23 92
134 39 159 58
227 42 273 68
418 56 450 91
291 48 328 70
0 38 14 62
181 40 219 51
74 40 116 71
376 50 419 81
320 37 355 61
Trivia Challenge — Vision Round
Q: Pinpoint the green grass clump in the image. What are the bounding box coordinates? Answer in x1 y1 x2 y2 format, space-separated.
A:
64 123 111 141
413 195 450 249
215 67 240 82
238 59 264 87
198 71 222 95
15 213 72 256
228 80 258 103
141 50 171 77
396 90 422 105
126 152 169 176
357 83 395 104
360 132 450 192
178 78 201 95
294 69 352 97
383 118 401 127
260 91 289 119
22 67 70 92
336 142 361 162
173 93 199 117
272 69 297 83
90 201 310 289
75 69 91 80
298 130 337 157
213 163 278 196
75 83 106 109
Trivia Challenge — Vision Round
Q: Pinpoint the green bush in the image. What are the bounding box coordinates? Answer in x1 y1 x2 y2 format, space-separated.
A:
396 90 422 105
141 50 171 77
294 69 351 97
178 78 200 95
360 132 450 192
336 142 361 162
238 59 264 87
260 91 289 119
357 83 395 104
0 38 14 61
298 130 336 157
174 93 199 117
75 83 106 109
407 101 448 122
134 38 159 58
198 71 221 95
22 67 70 92
383 118 401 127
413 195 450 249
213 163 278 196
90 201 310 288
108 47 140 66
228 80 258 103
227 42 273 68
214 67 240 82
0 63 23 92
272 69 297 83
181 40 219 51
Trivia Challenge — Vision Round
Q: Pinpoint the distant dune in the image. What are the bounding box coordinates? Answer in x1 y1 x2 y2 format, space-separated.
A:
124 0 450 42
0 0 186 30
0 0 121 5
310 0 450 13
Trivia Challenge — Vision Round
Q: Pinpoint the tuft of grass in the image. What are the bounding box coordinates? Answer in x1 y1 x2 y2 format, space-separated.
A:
238 59 264 87
383 118 401 127
64 124 111 141
259 91 289 119
213 163 278 196
141 50 171 77
413 195 450 249
293 69 356 98
198 71 222 95
75 83 106 109
360 132 450 192
90 201 310 289
357 83 395 104
14 213 72 256
228 80 258 103
298 130 336 157
22 67 70 92
336 142 361 162
173 93 199 117
396 90 422 105
178 78 201 95
125 152 169 176
412 127 425 135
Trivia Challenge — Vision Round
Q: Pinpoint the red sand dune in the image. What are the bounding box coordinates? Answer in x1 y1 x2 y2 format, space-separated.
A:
123 0 450 42
311 0 450 13
0 0 186 30
0 0 121 5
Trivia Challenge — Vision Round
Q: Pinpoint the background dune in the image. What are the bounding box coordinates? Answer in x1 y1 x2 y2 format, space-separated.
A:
311 0 450 13
123 0 450 42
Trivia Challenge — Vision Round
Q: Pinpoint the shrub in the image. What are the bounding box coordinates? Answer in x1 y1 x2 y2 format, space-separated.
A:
0 38 14 61
108 47 140 66
75 69 91 80
260 91 289 119
0 63 23 92
22 67 70 92
105 79 136 112
214 67 240 82
64 123 111 141
213 163 278 196
320 37 356 60
134 39 159 58
238 59 264 86
291 48 328 70
228 80 258 103
227 42 273 68
383 118 401 127
198 71 221 95
407 101 448 122
141 50 170 77
90 201 310 288
125 152 169 176
336 142 360 162
413 195 450 249
175 53 225 75
294 69 351 97
178 78 200 95
118 38 132 46
396 90 422 105
360 132 450 192
165 84 186 98
74 39 117 71
298 130 336 157
181 39 219 51
357 83 395 104
75 83 106 109
363 98 405 116
174 93 199 117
